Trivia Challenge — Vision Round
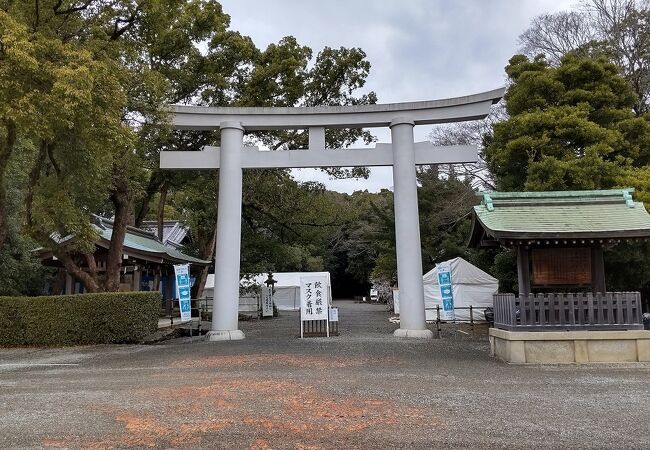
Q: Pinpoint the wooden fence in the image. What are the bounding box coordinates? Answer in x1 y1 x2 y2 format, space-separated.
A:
494 292 644 331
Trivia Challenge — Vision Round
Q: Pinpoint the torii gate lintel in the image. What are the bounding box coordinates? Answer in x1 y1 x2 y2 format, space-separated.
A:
160 143 479 169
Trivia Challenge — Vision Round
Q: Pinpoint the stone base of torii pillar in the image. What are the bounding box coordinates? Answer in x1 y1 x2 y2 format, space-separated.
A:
393 329 434 339
207 330 246 341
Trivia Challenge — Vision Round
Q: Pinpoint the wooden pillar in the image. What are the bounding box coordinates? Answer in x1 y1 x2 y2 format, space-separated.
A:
591 246 606 294
517 246 531 295
153 267 161 292
133 266 142 292
65 273 73 295
165 268 174 300
52 269 66 295
164 267 174 317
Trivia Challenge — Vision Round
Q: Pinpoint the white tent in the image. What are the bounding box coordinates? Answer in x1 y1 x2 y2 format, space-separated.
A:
246 272 332 311
423 257 498 321
394 257 498 322
202 274 215 299
202 272 332 312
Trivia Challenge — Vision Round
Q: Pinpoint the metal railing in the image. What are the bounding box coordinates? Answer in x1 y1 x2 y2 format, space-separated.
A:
424 305 492 338
192 296 259 315
161 298 205 334
493 292 644 331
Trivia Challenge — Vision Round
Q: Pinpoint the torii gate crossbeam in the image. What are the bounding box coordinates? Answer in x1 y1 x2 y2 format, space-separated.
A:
161 88 504 341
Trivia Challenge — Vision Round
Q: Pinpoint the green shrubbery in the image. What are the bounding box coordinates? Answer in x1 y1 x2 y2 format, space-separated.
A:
0 291 160 346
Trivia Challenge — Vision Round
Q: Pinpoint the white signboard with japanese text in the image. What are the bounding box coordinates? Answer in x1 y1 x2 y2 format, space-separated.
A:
329 307 339 322
299 275 329 338
437 262 455 321
174 264 192 322
300 276 328 320
262 286 274 317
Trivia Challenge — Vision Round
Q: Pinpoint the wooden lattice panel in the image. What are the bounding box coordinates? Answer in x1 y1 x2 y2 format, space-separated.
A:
531 248 592 286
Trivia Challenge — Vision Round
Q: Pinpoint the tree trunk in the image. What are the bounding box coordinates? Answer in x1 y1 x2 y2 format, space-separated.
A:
104 179 132 292
156 183 167 240
25 140 48 229
192 225 217 299
134 170 165 227
85 253 98 281
125 199 136 226
55 251 100 293
0 120 17 250
430 164 439 180
153 268 161 292
52 270 66 295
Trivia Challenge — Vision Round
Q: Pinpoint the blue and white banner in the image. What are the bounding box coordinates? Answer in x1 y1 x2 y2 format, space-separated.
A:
174 264 192 322
437 262 455 320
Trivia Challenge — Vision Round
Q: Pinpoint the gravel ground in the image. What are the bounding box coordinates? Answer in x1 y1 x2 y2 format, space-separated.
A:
1 300 649 449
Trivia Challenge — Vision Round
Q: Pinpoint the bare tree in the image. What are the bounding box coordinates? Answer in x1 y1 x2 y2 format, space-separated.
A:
584 0 650 113
427 104 507 190
582 0 640 33
519 0 650 113
519 12 596 65
430 1 649 190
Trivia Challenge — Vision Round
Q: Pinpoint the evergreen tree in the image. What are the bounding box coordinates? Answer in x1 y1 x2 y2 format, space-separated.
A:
485 53 650 192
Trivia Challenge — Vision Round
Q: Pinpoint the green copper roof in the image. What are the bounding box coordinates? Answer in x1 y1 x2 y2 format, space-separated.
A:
470 189 650 245
35 216 210 266
94 218 210 265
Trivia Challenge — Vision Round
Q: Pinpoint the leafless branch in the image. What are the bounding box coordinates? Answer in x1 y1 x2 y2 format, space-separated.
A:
53 0 95 16
519 11 595 65
110 6 142 41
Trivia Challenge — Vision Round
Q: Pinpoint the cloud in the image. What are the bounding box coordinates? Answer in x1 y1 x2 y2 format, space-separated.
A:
219 0 576 193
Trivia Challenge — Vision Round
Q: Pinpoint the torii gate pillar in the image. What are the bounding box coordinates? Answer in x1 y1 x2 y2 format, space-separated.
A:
390 119 431 338
208 122 245 341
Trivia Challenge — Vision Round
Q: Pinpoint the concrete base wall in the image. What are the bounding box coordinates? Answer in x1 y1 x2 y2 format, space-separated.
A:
489 328 650 364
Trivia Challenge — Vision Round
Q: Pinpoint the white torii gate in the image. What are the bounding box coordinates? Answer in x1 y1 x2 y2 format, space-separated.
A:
160 88 504 341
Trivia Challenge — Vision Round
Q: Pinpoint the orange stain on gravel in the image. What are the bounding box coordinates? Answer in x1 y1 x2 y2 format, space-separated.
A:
249 439 273 450
294 444 328 450
40 439 67 448
170 353 390 369
42 375 440 448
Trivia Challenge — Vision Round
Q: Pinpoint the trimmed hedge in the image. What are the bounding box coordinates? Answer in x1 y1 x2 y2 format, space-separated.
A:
0 291 161 346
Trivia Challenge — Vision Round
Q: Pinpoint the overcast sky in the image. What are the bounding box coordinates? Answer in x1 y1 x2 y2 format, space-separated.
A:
219 0 576 193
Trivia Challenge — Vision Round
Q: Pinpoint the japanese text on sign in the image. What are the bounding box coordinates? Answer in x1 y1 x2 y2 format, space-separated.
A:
174 264 192 322
262 286 273 317
300 276 328 321
437 262 454 320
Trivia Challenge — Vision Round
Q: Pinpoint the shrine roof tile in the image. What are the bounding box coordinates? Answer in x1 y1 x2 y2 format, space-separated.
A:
469 189 650 246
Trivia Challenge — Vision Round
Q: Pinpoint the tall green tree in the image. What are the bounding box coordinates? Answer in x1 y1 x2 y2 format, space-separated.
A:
485 53 650 192
144 34 377 296
0 1 377 294
0 5 134 292
342 171 478 288
0 138 53 296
